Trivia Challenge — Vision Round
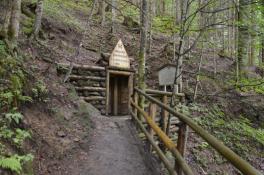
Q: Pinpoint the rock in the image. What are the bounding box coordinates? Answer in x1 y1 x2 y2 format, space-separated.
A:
73 137 80 142
123 16 139 28
109 122 117 128
57 130 67 137
64 115 71 121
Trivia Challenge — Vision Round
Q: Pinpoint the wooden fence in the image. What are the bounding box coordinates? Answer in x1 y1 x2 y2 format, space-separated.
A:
130 87 261 175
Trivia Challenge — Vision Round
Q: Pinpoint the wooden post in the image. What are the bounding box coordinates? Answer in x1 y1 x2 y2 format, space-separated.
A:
106 70 110 115
148 102 157 152
159 93 169 152
128 74 133 114
161 94 168 132
134 91 138 117
113 77 118 116
175 123 188 175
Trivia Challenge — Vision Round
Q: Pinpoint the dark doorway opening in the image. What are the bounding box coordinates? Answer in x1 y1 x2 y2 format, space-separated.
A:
109 75 129 116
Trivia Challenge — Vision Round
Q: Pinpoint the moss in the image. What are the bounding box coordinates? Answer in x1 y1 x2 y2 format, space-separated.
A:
229 77 264 95
43 0 91 32
195 106 264 159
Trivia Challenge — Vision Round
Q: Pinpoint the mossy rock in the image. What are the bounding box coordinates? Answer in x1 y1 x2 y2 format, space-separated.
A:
123 16 139 28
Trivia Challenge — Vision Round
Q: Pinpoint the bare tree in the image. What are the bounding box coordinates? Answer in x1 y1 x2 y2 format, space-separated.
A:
138 0 148 117
32 0 44 39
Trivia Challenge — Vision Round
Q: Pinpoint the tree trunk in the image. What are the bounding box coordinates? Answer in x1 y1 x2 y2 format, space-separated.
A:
99 1 106 26
260 0 264 65
237 0 249 78
138 0 148 119
32 0 44 38
9 0 21 50
0 0 12 39
111 0 117 33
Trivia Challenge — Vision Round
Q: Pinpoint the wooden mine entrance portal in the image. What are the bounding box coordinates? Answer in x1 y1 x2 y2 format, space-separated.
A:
106 40 134 116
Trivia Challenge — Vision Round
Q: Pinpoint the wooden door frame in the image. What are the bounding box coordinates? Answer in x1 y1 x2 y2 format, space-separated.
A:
106 69 134 116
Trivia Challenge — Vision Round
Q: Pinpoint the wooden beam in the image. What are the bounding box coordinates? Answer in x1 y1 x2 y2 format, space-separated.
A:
148 103 157 152
130 111 177 175
108 70 132 76
134 87 262 175
81 96 106 101
145 89 185 97
69 75 106 81
75 87 106 91
113 77 118 116
57 63 105 71
106 70 110 115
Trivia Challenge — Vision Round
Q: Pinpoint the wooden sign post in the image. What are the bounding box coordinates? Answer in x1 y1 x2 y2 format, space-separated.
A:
109 40 130 69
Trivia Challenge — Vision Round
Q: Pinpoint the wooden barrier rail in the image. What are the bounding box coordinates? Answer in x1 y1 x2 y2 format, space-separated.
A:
130 100 194 175
131 87 262 175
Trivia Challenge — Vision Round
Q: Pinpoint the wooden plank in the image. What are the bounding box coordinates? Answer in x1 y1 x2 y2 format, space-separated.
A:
113 77 118 115
130 111 177 175
145 89 185 97
161 94 169 132
148 103 157 152
106 70 110 115
130 100 194 175
108 70 132 76
75 87 106 91
134 87 262 175
81 96 106 101
57 63 105 71
176 123 188 175
69 75 106 81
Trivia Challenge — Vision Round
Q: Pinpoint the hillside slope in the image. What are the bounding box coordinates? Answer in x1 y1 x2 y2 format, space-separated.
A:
0 0 263 174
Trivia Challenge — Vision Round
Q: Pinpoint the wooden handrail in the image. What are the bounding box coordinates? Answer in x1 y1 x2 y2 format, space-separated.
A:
134 87 262 175
145 89 185 97
130 111 177 175
130 100 194 175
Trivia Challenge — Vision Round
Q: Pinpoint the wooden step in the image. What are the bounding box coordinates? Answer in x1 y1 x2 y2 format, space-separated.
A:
75 86 106 91
81 96 106 101
57 63 105 71
69 75 106 81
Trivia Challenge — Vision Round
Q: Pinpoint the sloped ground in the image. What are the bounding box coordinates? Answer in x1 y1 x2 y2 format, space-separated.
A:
17 0 263 174
73 115 161 175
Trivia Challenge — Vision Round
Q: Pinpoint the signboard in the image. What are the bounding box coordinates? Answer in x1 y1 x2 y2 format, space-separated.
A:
158 64 177 86
109 40 130 69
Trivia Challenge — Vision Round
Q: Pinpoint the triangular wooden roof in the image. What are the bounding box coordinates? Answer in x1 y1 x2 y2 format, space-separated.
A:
109 40 130 69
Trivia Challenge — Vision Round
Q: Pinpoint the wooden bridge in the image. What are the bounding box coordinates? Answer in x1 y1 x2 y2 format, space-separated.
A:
57 62 261 175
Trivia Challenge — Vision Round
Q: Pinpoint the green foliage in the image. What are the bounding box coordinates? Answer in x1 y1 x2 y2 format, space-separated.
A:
152 16 177 34
21 16 34 35
229 77 264 95
121 1 140 22
195 106 264 158
0 40 33 174
0 154 33 174
32 80 49 102
43 0 90 31
13 129 31 147
5 112 23 124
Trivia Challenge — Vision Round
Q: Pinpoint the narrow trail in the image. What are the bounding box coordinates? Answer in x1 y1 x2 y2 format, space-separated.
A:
63 115 161 175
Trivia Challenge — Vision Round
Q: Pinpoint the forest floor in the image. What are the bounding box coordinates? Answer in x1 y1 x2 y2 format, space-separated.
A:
13 0 264 174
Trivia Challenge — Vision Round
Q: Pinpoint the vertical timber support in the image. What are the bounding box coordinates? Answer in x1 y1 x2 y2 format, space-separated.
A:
106 69 110 116
161 94 168 132
133 91 138 119
114 77 118 116
128 74 134 114
147 103 157 152
175 123 188 175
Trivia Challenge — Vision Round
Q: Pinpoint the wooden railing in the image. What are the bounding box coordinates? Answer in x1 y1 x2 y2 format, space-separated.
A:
130 87 261 175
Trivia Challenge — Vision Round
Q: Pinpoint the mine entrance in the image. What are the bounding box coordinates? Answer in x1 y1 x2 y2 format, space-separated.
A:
109 74 130 116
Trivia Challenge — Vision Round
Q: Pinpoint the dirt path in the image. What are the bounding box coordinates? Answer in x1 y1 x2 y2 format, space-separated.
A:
63 115 161 175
